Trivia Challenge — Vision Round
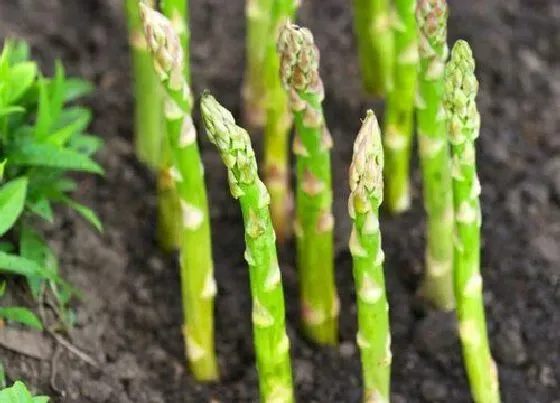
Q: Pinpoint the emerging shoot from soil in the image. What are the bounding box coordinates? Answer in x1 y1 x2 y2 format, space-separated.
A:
277 23 338 345
383 0 419 213
349 111 391 402
352 0 394 96
201 93 294 403
264 0 299 244
140 3 218 381
444 40 500 403
416 0 455 310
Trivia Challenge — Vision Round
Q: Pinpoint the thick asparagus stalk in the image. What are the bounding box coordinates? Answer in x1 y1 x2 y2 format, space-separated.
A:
264 0 298 243
201 93 294 403
161 0 190 82
140 4 218 381
125 0 164 169
349 110 391 402
352 0 394 96
383 0 419 213
243 0 274 127
416 0 454 310
277 24 338 345
444 40 500 402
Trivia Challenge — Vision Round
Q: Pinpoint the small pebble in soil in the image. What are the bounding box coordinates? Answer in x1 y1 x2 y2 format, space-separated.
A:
421 379 448 401
494 318 527 365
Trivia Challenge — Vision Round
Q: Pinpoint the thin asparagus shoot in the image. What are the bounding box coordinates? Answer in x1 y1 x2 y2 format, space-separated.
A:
383 0 419 213
349 110 391 402
125 0 164 169
264 0 299 243
140 3 218 381
277 23 338 345
444 40 500 402
352 0 394 96
201 93 294 403
416 0 454 310
161 0 190 82
243 0 274 127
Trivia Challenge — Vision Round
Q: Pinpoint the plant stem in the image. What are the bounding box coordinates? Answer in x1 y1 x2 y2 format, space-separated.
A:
140 4 218 381
352 0 394 96
156 141 182 252
201 93 294 403
277 24 338 345
124 0 164 169
243 0 274 127
161 0 190 82
444 40 500 403
416 0 454 310
383 0 419 213
349 110 391 402
264 0 298 243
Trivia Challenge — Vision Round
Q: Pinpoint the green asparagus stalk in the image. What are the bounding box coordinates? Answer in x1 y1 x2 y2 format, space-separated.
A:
243 0 274 127
263 0 298 243
125 0 164 169
416 0 454 310
444 40 500 402
140 4 218 381
277 24 338 345
349 110 391 402
383 0 419 213
201 93 294 403
352 0 394 96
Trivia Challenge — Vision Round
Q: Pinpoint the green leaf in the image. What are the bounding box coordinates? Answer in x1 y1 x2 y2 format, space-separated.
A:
62 198 102 232
0 307 43 330
26 198 53 223
69 133 103 156
8 62 37 103
0 242 14 253
0 361 5 389
7 41 30 65
48 61 65 125
0 381 49 403
0 106 25 118
8 142 103 174
0 280 6 296
0 251 48 279
34 76 51 138
0 159 6 180
20 225 47 298
0 177 28 237
44 107 91 146
63 79 94 102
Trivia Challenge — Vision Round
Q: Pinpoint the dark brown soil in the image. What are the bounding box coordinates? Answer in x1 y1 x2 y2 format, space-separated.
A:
1 0 559 401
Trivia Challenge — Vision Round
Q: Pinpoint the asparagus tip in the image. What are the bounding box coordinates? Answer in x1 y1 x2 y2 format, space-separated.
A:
417 0 448 48
139 1 183 89
277 23 321 94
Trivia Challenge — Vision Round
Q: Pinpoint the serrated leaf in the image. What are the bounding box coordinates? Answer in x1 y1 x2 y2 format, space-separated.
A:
8 142 103 174
62 198 102 232
0 177 28 237
26 198 53 222
8 62 36 103
63 79 94 102
44 107 91 146
0 307 43 330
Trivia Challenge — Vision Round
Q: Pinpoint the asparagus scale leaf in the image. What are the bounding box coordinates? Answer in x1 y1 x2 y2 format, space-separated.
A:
201 93 294 403
444 40 500 403
277 23 339 345
416 0 455 310
140 3 218 381
349 111 391 402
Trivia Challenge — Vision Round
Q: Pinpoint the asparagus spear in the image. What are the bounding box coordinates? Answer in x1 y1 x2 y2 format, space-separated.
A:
124 0 164 169
383 0 419 213
161 0 190 82
352 0 394 96
201 93 294 403
140 4 218 381
349 110 391 402
444 40 500 402
416 0 454 310
243 0 274 127
277 23 338 345
264 0 299 243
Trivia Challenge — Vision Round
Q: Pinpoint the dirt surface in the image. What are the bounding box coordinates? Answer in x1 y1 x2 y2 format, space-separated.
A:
1 0 559 401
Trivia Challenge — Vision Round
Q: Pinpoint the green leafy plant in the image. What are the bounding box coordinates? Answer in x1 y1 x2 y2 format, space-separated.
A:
201 93 293 403
0 380 49 403
0 39 102 329
140 4 218 380
277 23 338 345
